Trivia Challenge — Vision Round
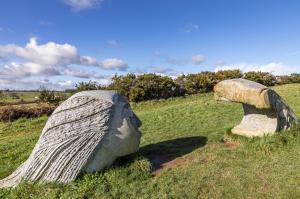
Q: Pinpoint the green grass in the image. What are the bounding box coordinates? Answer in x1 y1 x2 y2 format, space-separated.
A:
0 84 300 199
0 91 71 104
0 92 39 103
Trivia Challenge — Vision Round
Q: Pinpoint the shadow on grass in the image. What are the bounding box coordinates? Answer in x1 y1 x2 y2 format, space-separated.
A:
139 136 207 172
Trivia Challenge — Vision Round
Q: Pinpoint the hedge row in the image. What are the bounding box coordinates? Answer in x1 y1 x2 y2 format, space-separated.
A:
75 70 300 102
0 103 56 122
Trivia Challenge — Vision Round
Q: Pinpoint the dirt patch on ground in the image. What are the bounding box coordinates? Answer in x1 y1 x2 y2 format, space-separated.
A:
140 136 208 176
222 137 241 148
147 153 200 176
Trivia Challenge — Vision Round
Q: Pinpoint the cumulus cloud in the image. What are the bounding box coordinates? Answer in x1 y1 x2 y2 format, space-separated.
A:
153 52 207 66
0 37 79 66
58 80 73 87
0 62 60 80
0 78 74 91
0 37 129 90
100 58 128 71
63 68 93 78
191 54 206 65
63 0 104 11
0 37 128 79
215 62 299 76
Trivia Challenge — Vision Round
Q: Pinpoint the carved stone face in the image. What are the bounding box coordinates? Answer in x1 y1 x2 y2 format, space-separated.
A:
85 95 141 172
108 101 142 157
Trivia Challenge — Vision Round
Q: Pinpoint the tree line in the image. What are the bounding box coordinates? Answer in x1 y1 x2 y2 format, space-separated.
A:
75 70 300 102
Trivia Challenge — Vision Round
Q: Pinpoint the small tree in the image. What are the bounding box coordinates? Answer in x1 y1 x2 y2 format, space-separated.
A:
75 81 99 92
38 87 59 105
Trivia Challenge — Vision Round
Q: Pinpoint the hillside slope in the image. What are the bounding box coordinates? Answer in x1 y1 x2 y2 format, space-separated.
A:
0 84 299 199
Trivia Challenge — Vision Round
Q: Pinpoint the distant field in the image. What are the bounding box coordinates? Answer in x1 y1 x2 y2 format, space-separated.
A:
0 84 299 198
0 91 71 104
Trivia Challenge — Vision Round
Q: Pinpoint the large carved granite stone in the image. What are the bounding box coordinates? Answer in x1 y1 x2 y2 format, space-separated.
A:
0 90 141 188
214 78 298 137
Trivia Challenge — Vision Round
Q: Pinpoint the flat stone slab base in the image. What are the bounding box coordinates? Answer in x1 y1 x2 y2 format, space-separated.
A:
232 126 276 137
231 104 278 137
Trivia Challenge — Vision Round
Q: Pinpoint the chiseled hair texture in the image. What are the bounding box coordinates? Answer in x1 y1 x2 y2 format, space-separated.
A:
0 94 114 188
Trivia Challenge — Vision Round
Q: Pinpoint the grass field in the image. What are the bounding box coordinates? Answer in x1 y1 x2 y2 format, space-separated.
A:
0 91 71 104
0 84 299 199
0 92 40 103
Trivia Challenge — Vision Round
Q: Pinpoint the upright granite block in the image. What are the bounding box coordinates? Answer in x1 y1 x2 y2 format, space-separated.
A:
214 78 298 137
0 90 141 188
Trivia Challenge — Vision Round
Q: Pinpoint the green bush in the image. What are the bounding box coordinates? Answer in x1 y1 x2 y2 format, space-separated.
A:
131 74 182 102
108 74 182 102
74 70 298 102
244 71 276 86
277 74 300 84
176 70 242 95
38 87 61 105
176 72 215 94
215 69 243 81
108 73 137 99
75 81 100 92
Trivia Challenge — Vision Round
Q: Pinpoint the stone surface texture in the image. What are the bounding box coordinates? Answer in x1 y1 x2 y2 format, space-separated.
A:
214 78 298 137
0 90 141 188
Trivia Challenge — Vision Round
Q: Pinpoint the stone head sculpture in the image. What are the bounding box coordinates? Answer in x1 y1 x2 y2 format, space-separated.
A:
214 78 298 137
0 90 141 188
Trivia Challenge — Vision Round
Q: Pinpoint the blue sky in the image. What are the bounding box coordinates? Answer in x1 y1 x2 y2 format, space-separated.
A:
0 0 300 90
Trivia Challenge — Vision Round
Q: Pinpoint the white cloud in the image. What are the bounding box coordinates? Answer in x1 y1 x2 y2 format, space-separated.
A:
0 38 129 90
0 37 128 79
94 77 112 85
63 0 104 11
100 58 128 70
0 78 74 91
39 21 52 26
215 60 225 66
80 56 98 65
153 52 207 66
58 80 73 87
106 40 119 47
63 68 93 78
0 62 60 80
191 54 206 65
0 37 79 66
183 24 199 33
166 57 189 66
215 62 299 76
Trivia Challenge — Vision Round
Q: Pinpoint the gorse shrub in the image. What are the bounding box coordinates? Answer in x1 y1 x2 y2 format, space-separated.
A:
74 70 299 102
276 73 300 85
174 70 242 95
176 72 217 94
38 87 68 105
108 74 182 102
215 69 243 80
75 81 103 91
243 71 276 86
108 73 137 99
